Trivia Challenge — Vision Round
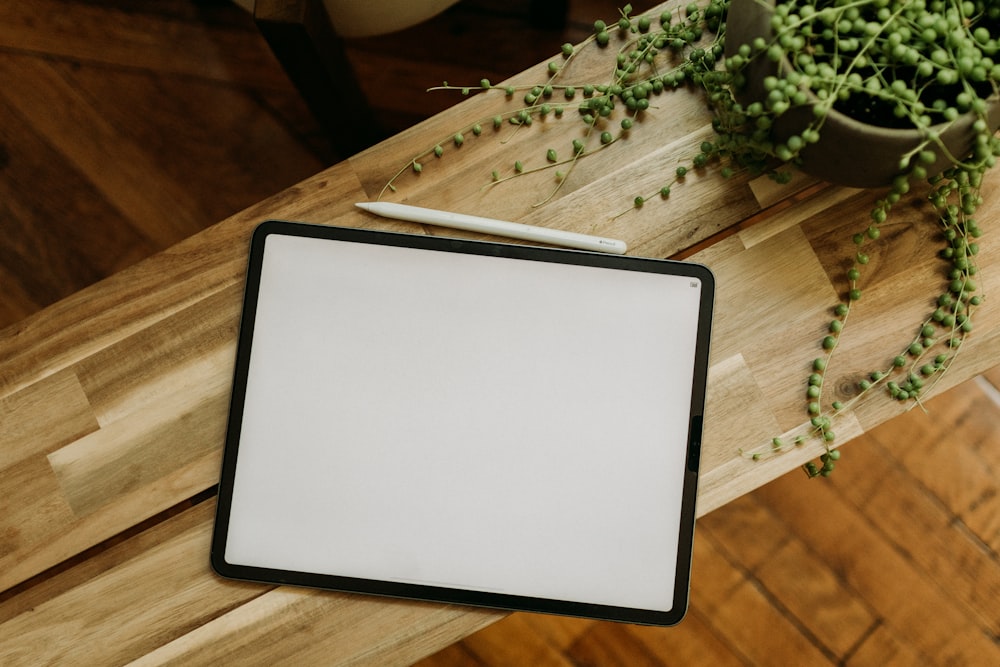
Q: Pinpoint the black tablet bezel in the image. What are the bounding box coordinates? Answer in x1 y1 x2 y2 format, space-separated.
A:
211 220 714 626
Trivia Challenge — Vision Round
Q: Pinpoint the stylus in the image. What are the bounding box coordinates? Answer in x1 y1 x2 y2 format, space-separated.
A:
355 202 628 254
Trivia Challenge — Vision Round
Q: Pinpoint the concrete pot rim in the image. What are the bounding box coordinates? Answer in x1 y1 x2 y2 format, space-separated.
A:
723 0 1000 188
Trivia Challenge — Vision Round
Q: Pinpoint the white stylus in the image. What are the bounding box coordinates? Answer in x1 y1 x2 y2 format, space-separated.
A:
355 202 628 255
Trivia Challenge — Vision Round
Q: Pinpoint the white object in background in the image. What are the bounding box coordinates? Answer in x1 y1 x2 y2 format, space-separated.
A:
231 0 460 38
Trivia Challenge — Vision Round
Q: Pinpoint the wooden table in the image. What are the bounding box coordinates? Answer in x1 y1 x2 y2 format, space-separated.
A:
3 2 999 663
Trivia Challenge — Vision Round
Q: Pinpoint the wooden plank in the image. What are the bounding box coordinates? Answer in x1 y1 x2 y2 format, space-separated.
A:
755 539 877 658
0 88 157 326
131 588 501 667
693 228 868 514
0 446 222 593
0 368 98 469
456 613 579 667
0 174 419 591
697 494 788 571
0 502 263 666
0 160 844 596
851 383 1000 630
343 0 656 130
624 611 746 667
0 166 364 396
0 0 289 89
347 30 763 250
846 623 927 667
0 456 78 580
694 533 836 666
697 174 1000 510
412 642 487 667
47 389 228 518
73 286 240 426
888 380 1000 508
0 498 501 666
739 179 858 246
510 613 595 654
820 181 1000 430
982 365 1000 391
702 495 876 660
0 493 212 625
0 264 39 331
698 225 838 415
566 622 667 666
64 60 324 225
755 458 1000 664
0 54 203 245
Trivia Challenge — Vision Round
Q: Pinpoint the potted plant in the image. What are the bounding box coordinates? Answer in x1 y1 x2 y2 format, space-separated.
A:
379 0 1000 477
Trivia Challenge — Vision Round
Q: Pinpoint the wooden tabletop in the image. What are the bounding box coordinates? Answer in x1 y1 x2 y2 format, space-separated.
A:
3 2 999 663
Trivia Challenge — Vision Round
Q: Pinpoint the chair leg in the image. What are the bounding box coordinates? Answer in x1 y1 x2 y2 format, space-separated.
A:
254 0 386 159
528 0 568 29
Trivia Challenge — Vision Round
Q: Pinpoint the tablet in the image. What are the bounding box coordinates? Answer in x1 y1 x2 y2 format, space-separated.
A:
211 220 714 626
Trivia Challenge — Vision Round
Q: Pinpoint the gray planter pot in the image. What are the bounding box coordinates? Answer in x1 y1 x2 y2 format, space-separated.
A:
724 0 1000 188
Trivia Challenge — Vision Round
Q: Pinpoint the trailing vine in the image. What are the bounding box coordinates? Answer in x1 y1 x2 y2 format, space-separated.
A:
380 3 732 205
378 0 999 478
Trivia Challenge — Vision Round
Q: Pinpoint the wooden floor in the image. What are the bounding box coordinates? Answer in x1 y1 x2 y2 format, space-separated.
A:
2 1 998 665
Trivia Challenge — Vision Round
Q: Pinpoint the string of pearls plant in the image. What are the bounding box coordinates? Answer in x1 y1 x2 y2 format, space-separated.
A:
381 0 999 478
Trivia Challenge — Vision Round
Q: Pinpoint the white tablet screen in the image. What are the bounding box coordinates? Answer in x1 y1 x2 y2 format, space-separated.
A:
213 222 713 625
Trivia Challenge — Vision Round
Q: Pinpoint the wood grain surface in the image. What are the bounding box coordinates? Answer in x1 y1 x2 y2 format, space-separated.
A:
2 1 999 664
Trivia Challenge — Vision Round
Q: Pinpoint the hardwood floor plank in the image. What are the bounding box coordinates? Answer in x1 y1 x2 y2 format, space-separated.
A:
0 53 205 245
344 7 581 134
684 530 830 666
869 380 1000 555
696 568 836 666
456 612 580 667
0 86 158 326
509 613 595 653
0 0 288 89
981 365 1000 393
829 427 1000 637
845 623 927 667
755 444 1000 665
697 493 790 572
0 264 40 328
624 611 747 667
64 59 324 224
702 483 877 661
344 0 660 135
0 1 326 331
412 641 489 667
566 622 666 667
965 485 1000 565
700 516 860 664
687 522 748 618
755 538 877 659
